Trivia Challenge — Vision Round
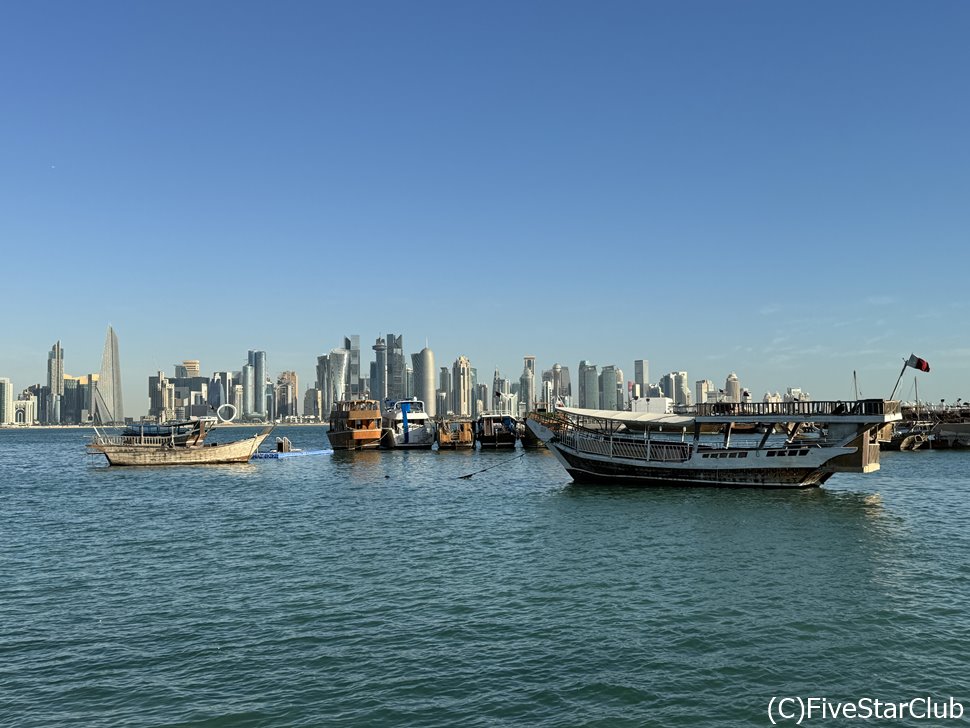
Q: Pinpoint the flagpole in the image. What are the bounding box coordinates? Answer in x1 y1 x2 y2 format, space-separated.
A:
889 360 908 400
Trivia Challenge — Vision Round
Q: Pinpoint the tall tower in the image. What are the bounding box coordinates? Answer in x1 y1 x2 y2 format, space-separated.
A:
0 377 13 425
97 325 124 424
452 355 472 417
372 337 387 400
725 372 741 403
634 359 649 396
578 361 598 408
343 335 361 397
599 365 618 410
385 334 405 400
248 350 267 417
673 371 689 406
412 346 436 416
242 364 255 416
438 366 452 415
519 358 535 415
46 341 64 424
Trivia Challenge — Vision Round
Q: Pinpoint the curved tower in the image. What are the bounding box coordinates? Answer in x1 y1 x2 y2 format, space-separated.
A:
412 346 436 417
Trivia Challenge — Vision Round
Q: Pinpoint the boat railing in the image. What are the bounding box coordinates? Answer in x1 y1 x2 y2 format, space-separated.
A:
694 399 900 418
561 430 691 463
92 434 177 447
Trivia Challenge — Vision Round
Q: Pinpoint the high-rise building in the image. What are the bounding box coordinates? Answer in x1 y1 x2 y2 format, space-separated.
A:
451 356 472 417
248 350 267 417
412 347 436 416
438 366 452 414
696 379 713 406
304 387 322 419
372 337 387 401
46 341 64 424
578 361 598 408
276 371 299 418
0 377 13 424
659 373 675 400
385 334 405 401
725 372 741 403
599 365 618 410
242 364 255 416
329 348 350 411
673 371 690 406
149 371 176 421
634 359 649 395
519 357 536 416
343 335 361 397
542 364 571 405
615 367 625 410
96 326 124 424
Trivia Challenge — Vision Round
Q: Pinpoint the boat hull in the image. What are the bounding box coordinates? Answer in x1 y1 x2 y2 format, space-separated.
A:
93 432 270 466
549 442 832 489
381 424 436 449
327 429 382 450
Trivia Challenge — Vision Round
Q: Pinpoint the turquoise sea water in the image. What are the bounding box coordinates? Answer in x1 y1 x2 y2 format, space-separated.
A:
2 426 968 726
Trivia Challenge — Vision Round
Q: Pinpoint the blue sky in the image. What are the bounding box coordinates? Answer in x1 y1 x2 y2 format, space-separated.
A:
2 1 969 415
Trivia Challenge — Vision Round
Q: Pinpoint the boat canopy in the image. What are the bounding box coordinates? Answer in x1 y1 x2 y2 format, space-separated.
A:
556 406 694 431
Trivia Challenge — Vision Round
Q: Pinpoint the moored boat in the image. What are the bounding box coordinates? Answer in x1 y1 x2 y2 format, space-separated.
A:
380 398 436 449
527 399 900 489
436 418 475 449
89 418 271 466
328 399 382 450
475 413 518 449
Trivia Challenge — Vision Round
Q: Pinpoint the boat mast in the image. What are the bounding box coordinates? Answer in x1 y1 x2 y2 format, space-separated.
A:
853 370 859 400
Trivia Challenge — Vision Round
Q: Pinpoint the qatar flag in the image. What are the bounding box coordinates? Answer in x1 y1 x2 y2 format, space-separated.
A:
905 354 930 372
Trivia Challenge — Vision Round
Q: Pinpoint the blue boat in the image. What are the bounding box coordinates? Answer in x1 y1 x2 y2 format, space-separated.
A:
253 436 332 460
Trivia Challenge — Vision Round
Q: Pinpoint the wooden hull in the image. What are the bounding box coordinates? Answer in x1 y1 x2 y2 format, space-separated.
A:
326 429 382 450
436 421 474 449
93 432 269 466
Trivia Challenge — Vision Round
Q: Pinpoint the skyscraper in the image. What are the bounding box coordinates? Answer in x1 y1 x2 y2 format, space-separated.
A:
519 357 535 415
438 366 452 416
673 371 689 406
248 350 267 417
372 337 387 401
96 325 124 424
634 359 649 397
452 355 472 417
386 334 405 400
599 365 618 410
46 341 64 424
276 371 299 418
0 377 13 425
343 335 361 397
242 363 255 416
578 360 598 408
725 372 741 403
412 346 436 417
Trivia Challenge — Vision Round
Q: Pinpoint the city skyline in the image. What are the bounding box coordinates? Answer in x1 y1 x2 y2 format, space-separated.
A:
2 3 968 409
0 324 945 421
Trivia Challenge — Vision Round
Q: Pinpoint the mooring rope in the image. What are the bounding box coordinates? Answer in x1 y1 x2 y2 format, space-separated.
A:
457 452 525 479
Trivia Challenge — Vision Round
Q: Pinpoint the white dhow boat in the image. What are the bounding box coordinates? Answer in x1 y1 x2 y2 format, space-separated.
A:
526 399 901 489
89 418 271 466
381 398 436 449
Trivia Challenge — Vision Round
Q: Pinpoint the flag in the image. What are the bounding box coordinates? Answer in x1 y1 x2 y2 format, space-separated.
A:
906 354 930 373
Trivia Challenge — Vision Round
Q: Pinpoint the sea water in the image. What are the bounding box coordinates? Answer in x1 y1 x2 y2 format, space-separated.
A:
2 426 968 726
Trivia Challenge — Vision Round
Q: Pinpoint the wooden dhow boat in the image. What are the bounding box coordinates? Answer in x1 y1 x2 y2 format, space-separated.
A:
436 417 475 449
327 399 382 450
526 399 901 489
89 418 271 466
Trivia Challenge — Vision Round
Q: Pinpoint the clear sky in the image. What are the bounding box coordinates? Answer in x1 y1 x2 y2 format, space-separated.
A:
3 1 969 416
